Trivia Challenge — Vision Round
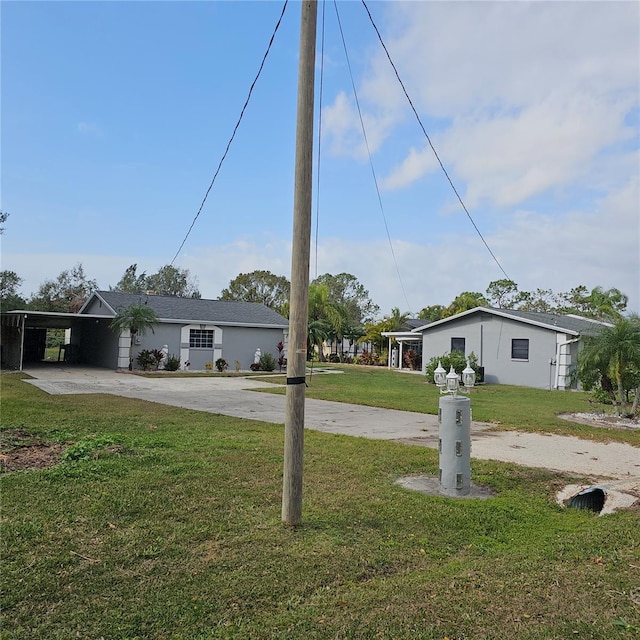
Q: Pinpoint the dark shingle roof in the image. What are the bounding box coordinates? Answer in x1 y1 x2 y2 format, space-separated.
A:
415 306 610 337
86 291 288 327
404 318 425 330
493 308 609 336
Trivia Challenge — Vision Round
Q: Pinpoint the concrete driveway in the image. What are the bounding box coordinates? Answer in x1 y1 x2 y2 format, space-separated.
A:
21 365 640 482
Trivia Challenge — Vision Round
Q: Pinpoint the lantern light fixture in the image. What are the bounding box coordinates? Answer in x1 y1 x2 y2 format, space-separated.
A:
433 359 476 396
434 361 447 389
462 360 476 390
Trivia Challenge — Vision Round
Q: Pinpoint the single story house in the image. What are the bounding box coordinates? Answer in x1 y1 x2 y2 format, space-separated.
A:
1 291 289 371
383 307 610 390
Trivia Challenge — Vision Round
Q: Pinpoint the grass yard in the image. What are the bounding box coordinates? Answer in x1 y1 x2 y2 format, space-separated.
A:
262 364 640 446
1 372 639 639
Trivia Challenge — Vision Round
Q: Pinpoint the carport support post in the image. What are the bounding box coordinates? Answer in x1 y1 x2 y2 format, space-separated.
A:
282 0 317 527
438 395 471 496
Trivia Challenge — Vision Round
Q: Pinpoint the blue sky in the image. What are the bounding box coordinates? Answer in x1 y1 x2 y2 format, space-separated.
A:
2 0 639 316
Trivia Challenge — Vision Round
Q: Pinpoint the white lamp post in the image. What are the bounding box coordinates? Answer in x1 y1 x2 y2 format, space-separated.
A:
434 359 476 496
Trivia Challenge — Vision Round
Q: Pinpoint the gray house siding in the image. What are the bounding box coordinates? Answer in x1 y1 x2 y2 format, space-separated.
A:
82 296 113 315
221 326 286 370
421 311 572 389
75 319 119 368
133 323 183 368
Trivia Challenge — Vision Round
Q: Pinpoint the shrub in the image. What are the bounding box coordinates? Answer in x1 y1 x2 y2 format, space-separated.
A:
358 349 379 366
424 351 479 382
215 358 228 372
136 349 159 371
403 349 421 370
277 341 287 371
164 354 180 371
259 353 276 372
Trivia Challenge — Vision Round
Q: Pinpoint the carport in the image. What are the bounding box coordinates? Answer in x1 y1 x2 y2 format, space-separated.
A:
0 310 117 370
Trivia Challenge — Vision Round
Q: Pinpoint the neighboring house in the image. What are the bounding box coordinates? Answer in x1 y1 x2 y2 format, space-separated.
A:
382 319 423 369
384 307 610 390
1 291 288 371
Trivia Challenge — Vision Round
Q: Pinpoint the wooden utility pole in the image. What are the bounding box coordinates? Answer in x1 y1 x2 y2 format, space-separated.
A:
282 0 317 526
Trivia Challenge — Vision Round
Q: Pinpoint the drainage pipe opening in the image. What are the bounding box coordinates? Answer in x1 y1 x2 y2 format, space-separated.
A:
566 487 606 513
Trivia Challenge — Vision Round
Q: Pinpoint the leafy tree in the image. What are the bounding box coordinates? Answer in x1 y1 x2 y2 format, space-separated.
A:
583 286 628 321
0 270 27 312
486 279 519 308
529 285 627 320
29 263 98 312
417 304 446 322
311 273 379 324
361 320 388 356
577 315 640 417
111 264 148 294
514 288 558 313
109 304 159 371
111 264 200 298
145 265 200 298
220 270 290 313
555 285 590 315
443 291 487 317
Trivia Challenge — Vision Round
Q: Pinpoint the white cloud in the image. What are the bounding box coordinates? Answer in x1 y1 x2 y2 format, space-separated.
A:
321 92 398 160
381 144 439 190
443 92 636 207
325 1 639 210
4 188 638 320
369 2 639 117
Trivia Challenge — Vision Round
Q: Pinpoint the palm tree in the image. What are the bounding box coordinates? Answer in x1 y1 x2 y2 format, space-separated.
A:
385 307 411 332
307 318 332 361
109 304 159 370
307 284 347 361
343 323 365 359
587 286 628 321
578 315 640 416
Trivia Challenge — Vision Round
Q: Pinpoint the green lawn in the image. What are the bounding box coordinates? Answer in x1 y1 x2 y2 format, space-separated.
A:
1 372 639 639
262 364 640 446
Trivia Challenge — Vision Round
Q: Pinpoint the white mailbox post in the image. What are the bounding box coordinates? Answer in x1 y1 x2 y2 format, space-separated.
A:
433 360 476 496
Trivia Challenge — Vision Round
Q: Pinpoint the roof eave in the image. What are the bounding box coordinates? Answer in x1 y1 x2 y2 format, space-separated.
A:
414 306 582 336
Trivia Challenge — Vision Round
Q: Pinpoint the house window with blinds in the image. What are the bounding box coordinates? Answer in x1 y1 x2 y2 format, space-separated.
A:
451 337 466 354
189 329 214 349
511 338 529 360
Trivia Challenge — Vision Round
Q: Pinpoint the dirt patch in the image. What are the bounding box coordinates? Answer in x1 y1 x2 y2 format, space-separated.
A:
0 429 66 473
558 412 640 431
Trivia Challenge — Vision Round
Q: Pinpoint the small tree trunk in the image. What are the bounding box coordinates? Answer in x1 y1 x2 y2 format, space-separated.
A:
630 384 640 417
616 374 625 417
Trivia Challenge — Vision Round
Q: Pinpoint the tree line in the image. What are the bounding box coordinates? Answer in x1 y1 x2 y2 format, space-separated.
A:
418 279 629 324
2 252 638 415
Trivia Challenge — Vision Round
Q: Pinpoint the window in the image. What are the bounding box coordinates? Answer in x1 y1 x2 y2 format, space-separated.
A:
451 337 465 354
189 329 214 349
511 338 529 360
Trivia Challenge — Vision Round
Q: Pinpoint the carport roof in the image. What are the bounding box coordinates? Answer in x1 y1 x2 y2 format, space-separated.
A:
1 310 112 329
